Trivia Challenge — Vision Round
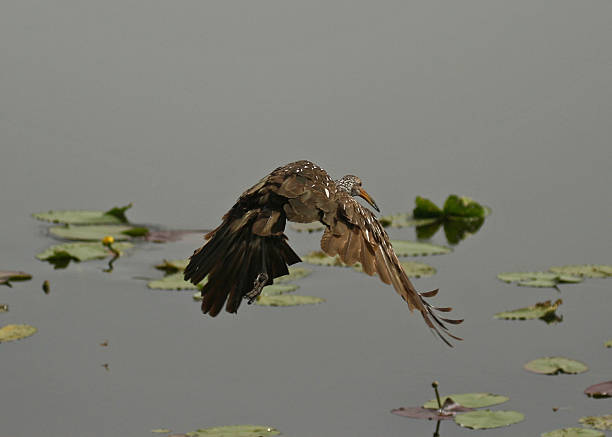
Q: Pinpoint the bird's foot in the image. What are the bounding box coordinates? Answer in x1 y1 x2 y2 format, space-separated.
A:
246 273 269 304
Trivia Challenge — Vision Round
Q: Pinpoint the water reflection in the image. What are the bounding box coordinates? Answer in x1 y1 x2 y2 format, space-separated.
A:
416 217 485 245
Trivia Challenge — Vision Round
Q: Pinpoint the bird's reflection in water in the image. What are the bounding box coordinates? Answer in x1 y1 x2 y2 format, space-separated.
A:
416 217 485 245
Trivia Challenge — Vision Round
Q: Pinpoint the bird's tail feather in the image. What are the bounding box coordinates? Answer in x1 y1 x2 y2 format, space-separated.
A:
184 218 301 316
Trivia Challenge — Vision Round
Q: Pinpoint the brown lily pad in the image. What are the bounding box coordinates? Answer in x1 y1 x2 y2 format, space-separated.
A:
584 381 612 398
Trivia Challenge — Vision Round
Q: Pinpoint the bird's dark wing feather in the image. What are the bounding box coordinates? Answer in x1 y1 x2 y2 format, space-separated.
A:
320 192 463 346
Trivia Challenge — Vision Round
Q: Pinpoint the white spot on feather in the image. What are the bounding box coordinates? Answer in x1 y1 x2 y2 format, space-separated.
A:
324 188 330 197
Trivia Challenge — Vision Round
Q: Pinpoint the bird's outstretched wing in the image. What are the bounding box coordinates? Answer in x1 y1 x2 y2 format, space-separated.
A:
320 192 463 346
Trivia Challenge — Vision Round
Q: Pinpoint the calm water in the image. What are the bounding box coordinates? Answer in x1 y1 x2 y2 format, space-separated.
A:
1 1 611 436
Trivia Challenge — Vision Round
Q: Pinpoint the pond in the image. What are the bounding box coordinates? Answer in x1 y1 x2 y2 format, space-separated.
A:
1 1 611 436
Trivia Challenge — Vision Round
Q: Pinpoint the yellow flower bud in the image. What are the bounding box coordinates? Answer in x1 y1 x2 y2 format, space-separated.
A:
102 235 115 245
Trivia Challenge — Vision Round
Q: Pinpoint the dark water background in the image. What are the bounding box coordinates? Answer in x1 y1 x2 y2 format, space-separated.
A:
1 1 611 436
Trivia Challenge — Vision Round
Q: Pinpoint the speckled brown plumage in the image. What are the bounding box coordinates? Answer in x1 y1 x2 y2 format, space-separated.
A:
184 160 462 346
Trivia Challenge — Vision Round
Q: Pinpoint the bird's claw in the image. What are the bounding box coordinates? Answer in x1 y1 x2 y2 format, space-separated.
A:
246 273 268 304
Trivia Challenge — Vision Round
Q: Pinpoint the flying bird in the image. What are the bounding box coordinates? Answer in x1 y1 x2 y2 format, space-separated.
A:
184 160 462 345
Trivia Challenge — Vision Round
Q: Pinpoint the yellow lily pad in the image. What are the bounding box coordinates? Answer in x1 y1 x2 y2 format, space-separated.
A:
0 324 37 343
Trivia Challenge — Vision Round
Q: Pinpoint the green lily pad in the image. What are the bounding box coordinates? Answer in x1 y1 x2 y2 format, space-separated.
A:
423 393 509 409
494 299 563 322
261 284 299 296
454 410 524 429
549 265 612 278
274 267 312 283
148 273 202 290
155 259 190 274
32 204 132 224
497 272 582 288
390 240 452 256
379 213 438 228
289 222 325 233
353 261 436 278
302 251 346 266
443 195 487 218
413 196 444 218
580 414 612 431
49 224 148 241
605 340 612 348
542 428 604 437
151 429 171 434
256 294 325 307
36 242 133 268
524 357 588 375
0 324 37 343
0 271 32 286
184 425 280 436
517 279 560 288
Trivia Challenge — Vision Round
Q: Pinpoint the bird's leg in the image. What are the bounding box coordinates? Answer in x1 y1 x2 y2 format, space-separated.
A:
246 272 268 304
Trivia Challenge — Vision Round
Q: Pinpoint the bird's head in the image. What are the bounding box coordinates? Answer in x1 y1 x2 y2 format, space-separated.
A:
336 175 380 212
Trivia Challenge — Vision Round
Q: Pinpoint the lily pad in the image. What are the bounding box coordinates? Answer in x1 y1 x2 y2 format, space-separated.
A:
549 265 612 279
494 299 563 322
148 273 202 290
36 242 133 268
32 204 132 224
256 295 325 307
605 340 612 348
497 272 582 288
261 284 299 296
353 261 436 278
423 393 509 409
289 222 325 233
524 357 588 375
584 381 612 398
49 224 148 241
184 425 280 436
580 414 612 431
0 304 8 313
0 271 32 286
0 324 37 343
392 398 473 420
390 240 452 256
151 429 172 434
443 195 487 218
274 267 312 283
155 259 191 274
379 213 438 228
454 410 524 429
542 428 604 437
302 251 346 267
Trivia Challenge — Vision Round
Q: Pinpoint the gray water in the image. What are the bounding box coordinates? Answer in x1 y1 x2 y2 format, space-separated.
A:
1 1 611 436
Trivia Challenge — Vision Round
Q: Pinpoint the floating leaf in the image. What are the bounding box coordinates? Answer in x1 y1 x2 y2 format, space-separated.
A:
517 279 559 288
0 304 8 313
261 284 299 296
549 265 612 279
454 410 524 429
36 242 133 268
0 324 37 343
184 425 280 436
289 222 325 233
541 428 604 437
32 204 131 224
524 357 588 375
274 267 312 283
148 273 201 290
256 295 325 307
605 340 612 348
49 224 148 241
497 272 582 288
423 393 509 409
494 299 563 322
151 429 171 434
413 196 444 218
443 195 487 218
379 213 438 228
155 259 190 274
392 398 473 420
584 381 612 398
580 414 612 431
353 261 436 278
390 240 452 256
302 251 346 267
145 229 207 243
0 271 32 286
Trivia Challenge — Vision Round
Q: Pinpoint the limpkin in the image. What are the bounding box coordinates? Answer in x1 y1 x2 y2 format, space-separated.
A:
184 160 462 345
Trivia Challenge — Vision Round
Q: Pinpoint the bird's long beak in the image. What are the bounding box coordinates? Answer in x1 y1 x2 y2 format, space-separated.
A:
358 188 380 212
